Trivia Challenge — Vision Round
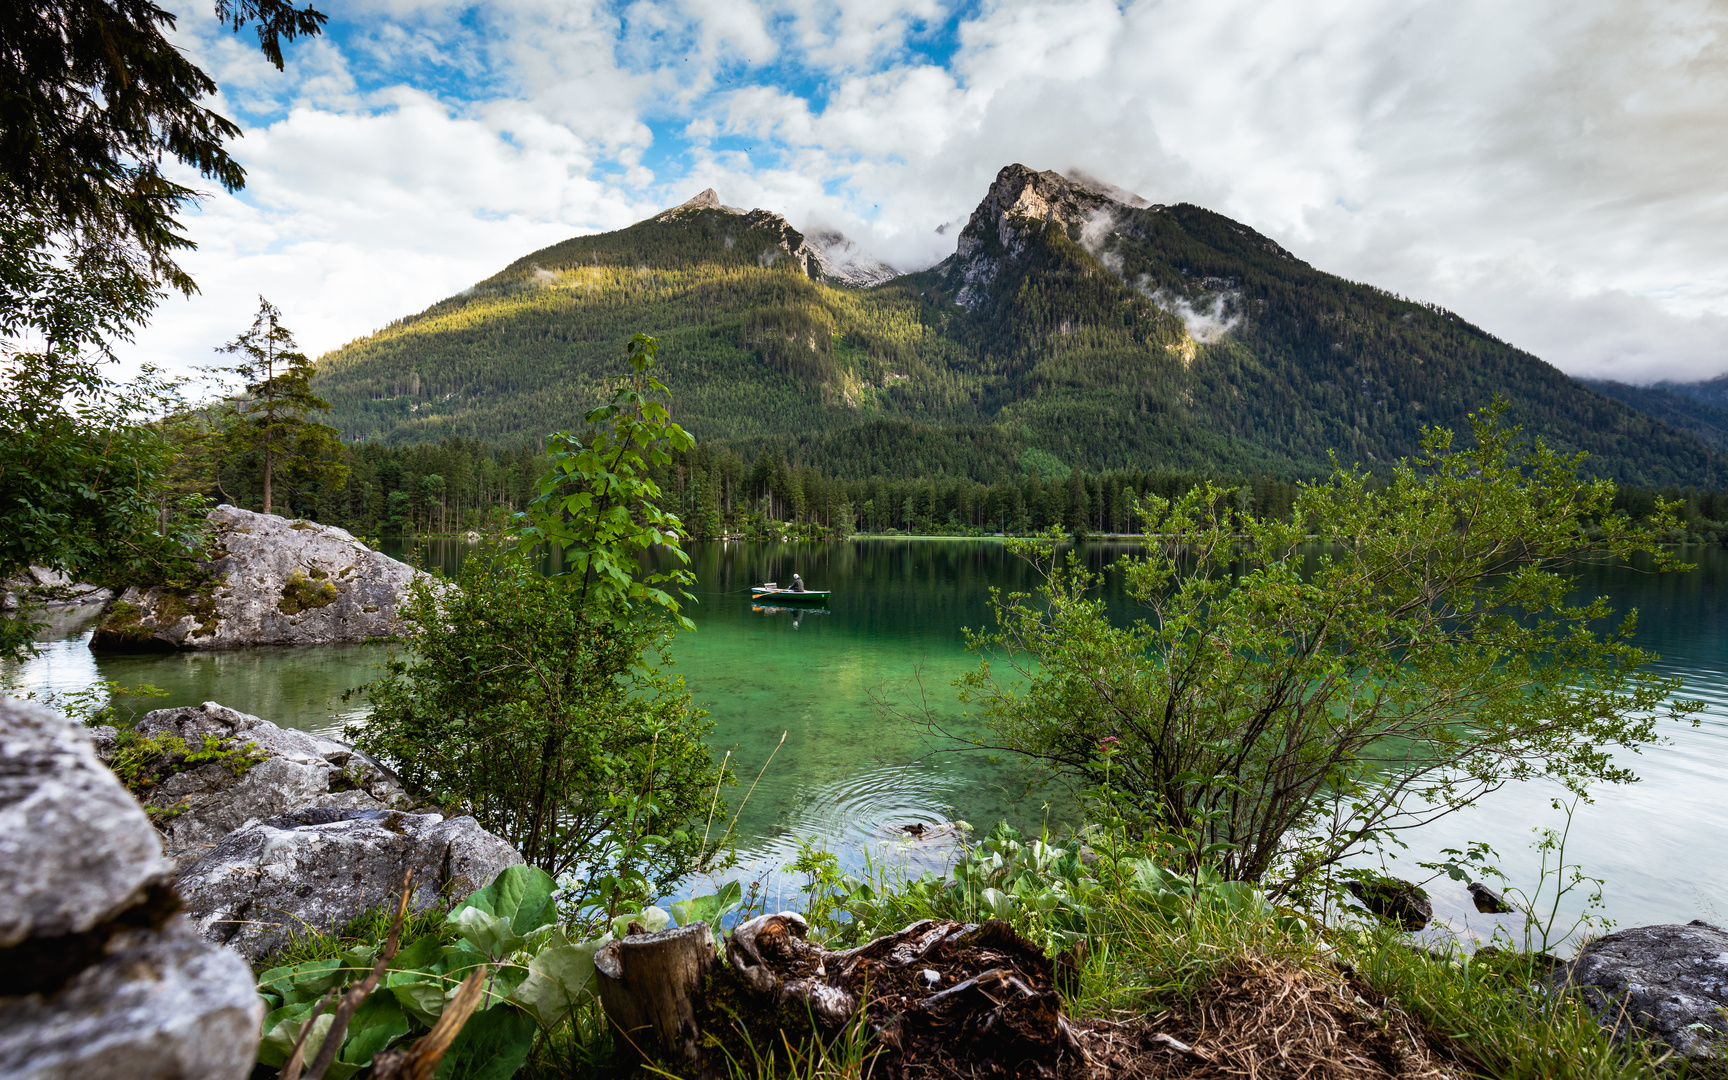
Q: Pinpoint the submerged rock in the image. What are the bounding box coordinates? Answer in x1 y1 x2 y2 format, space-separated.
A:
102 701 414 873
91 504 421 650
1345 877 1433 931
0 697 260 1079
178 807 522 961
1557 920 1728 1066
1467 881 1513 914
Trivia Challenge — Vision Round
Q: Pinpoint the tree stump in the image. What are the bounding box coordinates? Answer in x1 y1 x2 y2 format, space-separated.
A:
593 922 715 1064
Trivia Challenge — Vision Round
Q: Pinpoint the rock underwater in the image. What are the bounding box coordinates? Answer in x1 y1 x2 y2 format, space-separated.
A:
92 701 415 873
178 807 522 962
91 504 422 650
0 697 261 1080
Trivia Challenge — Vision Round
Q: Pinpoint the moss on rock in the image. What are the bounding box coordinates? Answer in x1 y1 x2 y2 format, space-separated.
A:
278 570 339 615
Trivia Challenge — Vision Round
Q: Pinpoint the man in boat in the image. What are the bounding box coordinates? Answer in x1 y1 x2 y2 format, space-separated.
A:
791 574 806 592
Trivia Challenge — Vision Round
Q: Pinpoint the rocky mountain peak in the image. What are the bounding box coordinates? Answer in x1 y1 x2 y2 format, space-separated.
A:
959 165 1133 247
656 187 748 221
651 189 896 287
945 164 1163 309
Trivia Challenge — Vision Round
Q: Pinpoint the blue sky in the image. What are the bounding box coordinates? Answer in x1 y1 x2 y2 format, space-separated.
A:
132 0 1728 386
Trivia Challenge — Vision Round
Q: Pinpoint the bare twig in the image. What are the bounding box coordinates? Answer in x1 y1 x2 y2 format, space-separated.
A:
369 964 491 1080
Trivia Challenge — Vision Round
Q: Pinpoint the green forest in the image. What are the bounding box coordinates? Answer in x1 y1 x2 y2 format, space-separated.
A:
194 425 1728 546
130 189 1728 549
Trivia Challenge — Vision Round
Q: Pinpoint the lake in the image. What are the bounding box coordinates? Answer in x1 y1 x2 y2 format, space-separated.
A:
7 538 1724 937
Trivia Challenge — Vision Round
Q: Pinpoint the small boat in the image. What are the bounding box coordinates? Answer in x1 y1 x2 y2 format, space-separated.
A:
751 581 830 603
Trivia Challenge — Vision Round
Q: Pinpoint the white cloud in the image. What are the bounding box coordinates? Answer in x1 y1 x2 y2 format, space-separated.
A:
119 0 1728 387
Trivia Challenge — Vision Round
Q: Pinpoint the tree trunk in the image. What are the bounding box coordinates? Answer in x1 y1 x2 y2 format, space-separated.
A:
263 444 273 515
593 922 715 1064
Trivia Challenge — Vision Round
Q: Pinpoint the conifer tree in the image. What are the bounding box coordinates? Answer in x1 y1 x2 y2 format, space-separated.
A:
215 296 346 515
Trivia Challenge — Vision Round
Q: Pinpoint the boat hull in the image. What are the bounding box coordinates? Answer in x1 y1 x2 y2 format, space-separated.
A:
751 589 830 604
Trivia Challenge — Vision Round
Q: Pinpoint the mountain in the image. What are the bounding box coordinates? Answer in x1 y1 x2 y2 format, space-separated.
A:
312 165 1722 486
1670 373 1728 412
1585 379 1728 450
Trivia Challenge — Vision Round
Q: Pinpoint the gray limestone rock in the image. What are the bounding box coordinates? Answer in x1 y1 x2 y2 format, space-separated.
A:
936 164 1298 331
0 698 171 948
0 565 112 611
116 701 412 872
178 807 522 961
0 920 262 1080
0 696 261 1079
1557 920 1728 1065
90 505 422 650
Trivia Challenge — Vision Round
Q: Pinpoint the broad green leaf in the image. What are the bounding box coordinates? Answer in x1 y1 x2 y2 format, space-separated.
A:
340 942 379 971
290 957 344 997
340 992 412 1065
448 864 557 936
390 933 446 977
609 905 670 939
671 881 743 929
258 1003 317 1068
449 907 521 958
390 980 447 1027
256 964 295 1008
261 1010 333 1072
433 1003 537 1080
510 937 606 1028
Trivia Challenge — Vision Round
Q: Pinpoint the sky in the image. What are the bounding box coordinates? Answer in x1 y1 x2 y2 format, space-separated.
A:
135 0 1728 387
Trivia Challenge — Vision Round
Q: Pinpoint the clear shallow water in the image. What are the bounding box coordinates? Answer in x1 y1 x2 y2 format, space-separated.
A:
7 540 1725 935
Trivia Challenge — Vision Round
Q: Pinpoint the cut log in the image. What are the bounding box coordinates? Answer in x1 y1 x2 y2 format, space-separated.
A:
593 922 715 1064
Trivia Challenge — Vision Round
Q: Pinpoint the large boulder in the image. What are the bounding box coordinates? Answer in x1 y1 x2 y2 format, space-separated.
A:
1557 920 1728 1066
0 697 261 1079
179 807 523 962
91 505 421 650
95 701 414 873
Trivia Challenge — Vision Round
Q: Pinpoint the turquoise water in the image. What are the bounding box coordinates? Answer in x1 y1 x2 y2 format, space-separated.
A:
7 539 1725 933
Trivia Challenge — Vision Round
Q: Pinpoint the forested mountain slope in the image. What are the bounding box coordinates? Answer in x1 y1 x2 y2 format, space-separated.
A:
313 166 1721 486
1586 379 1728 450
